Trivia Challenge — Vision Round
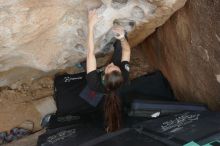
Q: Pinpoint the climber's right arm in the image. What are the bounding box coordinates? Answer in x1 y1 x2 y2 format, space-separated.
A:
87 9 98 74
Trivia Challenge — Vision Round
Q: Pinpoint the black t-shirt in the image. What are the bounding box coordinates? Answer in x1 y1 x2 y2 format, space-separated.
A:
86 61 130 93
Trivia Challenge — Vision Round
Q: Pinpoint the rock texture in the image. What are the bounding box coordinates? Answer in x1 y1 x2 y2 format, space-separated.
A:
138 0 220 110
0 0 187 87
0 96 56 132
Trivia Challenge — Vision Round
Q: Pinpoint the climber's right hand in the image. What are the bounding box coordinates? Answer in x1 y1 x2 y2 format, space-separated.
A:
112 25 125 40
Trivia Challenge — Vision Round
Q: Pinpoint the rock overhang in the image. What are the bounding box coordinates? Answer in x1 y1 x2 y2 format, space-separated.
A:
0 0 187 86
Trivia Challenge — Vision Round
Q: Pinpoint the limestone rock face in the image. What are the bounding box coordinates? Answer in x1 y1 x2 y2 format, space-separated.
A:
138 0 220 110
0 0 187 87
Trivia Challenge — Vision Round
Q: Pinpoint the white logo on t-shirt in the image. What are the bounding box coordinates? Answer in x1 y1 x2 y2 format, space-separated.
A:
64 76 83 83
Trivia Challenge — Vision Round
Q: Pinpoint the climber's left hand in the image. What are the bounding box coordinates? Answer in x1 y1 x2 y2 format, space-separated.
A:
88 9 99 29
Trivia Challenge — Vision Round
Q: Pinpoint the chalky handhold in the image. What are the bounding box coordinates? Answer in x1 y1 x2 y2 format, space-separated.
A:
111 0 128 9
131 6 145 19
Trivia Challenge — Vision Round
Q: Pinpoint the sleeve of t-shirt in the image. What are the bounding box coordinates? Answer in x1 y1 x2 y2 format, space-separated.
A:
119 61 130 83
86 70 104 92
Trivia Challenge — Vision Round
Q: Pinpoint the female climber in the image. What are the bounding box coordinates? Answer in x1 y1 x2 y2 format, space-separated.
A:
86 9 131 132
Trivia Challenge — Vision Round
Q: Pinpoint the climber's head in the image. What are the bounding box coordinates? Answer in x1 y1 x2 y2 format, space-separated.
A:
104 63 123 91
104 63 120 74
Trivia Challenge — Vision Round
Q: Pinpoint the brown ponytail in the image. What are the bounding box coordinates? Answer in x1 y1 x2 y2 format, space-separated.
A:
104 70 123 132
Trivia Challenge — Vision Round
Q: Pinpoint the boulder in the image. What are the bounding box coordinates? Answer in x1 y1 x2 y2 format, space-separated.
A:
138 0 220 110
